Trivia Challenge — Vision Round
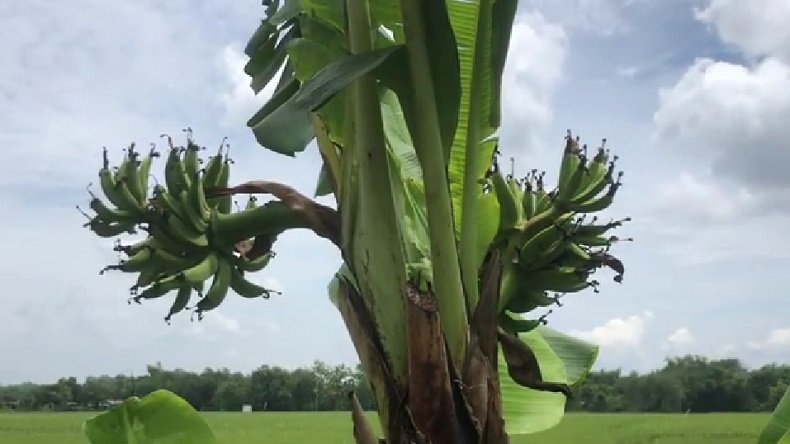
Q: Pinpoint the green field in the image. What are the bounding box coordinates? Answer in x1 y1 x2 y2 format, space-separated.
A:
0 412 770 443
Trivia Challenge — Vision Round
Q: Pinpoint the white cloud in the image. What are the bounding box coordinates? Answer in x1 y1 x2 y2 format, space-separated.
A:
667 327 694 347
748 328 790 351
500 13 568 152
653 57 790 192
653 173 756 223
525 0 636 36
570 311 652 348
695 0 790 63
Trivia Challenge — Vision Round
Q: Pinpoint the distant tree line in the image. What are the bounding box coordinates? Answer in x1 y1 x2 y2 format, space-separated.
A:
0 361 374 412
567 356 789 413
0 356 787 413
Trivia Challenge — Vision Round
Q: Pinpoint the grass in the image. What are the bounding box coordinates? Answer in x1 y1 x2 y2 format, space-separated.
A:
0 411 770 443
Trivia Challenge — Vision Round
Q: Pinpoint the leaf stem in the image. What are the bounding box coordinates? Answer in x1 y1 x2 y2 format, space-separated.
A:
459 0 494 315
399 0 468 367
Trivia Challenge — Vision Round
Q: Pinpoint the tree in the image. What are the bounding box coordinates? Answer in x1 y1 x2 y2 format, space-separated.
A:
80 0 629 442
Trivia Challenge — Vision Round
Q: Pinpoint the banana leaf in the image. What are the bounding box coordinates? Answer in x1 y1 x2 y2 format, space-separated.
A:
83 389 216 444
759 385 790 444
499 326 599 435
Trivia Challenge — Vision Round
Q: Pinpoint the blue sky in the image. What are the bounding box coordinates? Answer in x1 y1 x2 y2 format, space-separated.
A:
1 0 788 384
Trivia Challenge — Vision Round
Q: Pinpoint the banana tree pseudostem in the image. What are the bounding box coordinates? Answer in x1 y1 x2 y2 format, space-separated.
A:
82 0 631 442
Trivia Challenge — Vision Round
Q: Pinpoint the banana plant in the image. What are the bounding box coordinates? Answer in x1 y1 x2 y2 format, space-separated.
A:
81 0 629 442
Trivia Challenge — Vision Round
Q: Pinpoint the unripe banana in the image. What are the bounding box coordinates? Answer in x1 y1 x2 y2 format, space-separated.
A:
188 172 211 223
571 179 620 213
165 284 193 322
505 288 555 314
557 132 581 191
178 189 209 233
230 265 279 298
180 253 219 284
137 145 159 205
499 311 546 334
85 218 136 238
491 171 519 234
165 212 209 248
183 142 201 179
134 277 181 302
524 266 593 293
122 145 146 204
571 145 611 204
235 251 274 272
164 147 189 197
196 258 231 314
88 193 135 224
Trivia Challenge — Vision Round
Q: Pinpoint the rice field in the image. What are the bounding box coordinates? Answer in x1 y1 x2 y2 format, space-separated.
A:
0 411 770 443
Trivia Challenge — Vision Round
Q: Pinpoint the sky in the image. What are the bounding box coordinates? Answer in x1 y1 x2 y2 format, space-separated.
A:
1 0 788 384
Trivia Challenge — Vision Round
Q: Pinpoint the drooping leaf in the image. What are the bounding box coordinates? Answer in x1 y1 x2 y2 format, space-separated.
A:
759 385 790 444
536 325 599 386
499 326 599 435
499 328 567 435
249 46 402 156
83 390 216 444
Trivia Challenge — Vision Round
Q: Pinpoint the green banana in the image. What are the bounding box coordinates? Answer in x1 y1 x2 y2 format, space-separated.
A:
122 145 145 204
235 251 274 272
164 146 189 197
183 142 201 179
518 222 566 270
180 253 219 284
165 284 193 322
574 217 630 237
87 190 135 224
202 144 224 188
557 154 587 205
506 176 525 223
153 186 186 221
524 266 593 293
214 160 232 214
85 218 136 238
499 311 548 334
189 172 211 223
137 145 159 204
98 149 144 214
491 171 519 233
196 258 232 314
134 278 182 302
572 146 611 204
522 176 536 220
230 265 279 298
119 247 153 272
165 212 209 248
178 189 209 233
571 178 621 213
557 132 580 191
505 289 556 314
143 220 193 256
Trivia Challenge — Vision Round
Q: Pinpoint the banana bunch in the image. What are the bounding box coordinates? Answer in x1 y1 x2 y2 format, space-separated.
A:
487 131 630 335
84 131 283 322
79 144 159 237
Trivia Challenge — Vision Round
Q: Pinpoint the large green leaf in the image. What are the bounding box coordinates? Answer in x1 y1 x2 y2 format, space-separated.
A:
499 326 599 435
83 390 216 444
537 325 599 386
249 46 402 156
759 385 790 444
